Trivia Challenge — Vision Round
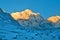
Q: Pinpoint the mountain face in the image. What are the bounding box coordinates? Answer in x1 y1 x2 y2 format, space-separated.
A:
11 9 53 30
0 9 60 40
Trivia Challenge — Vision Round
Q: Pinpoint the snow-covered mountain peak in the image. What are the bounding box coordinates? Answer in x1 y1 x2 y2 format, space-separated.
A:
47 16 60 27
47 16 60 23
11 9 42 20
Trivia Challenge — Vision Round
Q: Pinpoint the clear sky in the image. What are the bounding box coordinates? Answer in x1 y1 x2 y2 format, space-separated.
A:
0 0 60 18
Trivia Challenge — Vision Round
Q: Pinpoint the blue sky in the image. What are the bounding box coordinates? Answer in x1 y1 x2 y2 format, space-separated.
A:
0 0 60 18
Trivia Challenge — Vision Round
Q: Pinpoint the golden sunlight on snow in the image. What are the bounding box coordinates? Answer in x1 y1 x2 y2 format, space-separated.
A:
47 16 60 23
11 9 39 20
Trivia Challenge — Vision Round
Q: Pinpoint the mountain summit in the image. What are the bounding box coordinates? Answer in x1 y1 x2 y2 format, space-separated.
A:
11 9 42 20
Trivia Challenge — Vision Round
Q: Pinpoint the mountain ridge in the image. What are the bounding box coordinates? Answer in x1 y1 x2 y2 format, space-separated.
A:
11 9 59 29
0 8 60 40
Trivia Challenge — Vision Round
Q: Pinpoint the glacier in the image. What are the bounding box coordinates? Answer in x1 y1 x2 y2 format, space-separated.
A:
0 8 60 40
